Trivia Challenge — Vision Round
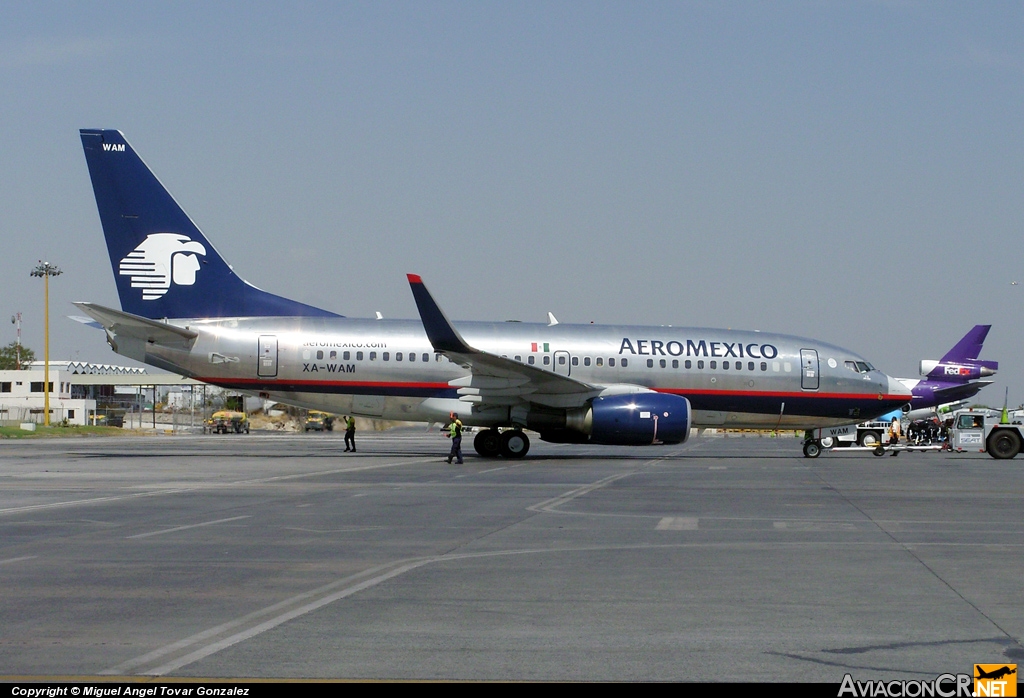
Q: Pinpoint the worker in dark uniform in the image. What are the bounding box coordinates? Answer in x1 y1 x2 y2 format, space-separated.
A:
344 415 356 452
445 412 463 464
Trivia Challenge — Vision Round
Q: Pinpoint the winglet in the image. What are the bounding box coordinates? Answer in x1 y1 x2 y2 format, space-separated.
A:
406 275 473 353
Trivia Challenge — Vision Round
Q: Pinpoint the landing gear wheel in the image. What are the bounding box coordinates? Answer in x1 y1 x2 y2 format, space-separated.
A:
500 430 530 459
802 441 821 458
474 429 501 458
859 431 880 447
987 430 1021 459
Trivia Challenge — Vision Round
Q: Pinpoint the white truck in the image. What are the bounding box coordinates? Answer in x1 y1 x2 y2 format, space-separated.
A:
948 409 1024 459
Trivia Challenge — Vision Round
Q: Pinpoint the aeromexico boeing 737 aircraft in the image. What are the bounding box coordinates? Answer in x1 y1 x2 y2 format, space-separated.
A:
76 129 911 458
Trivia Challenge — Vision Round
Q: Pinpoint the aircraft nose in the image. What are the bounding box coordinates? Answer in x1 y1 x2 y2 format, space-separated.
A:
886 375 913 399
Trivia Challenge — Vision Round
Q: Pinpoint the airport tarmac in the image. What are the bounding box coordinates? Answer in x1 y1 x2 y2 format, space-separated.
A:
0 431 1021 682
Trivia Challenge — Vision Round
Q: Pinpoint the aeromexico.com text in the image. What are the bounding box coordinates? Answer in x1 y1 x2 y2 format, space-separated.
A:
619 338 779 359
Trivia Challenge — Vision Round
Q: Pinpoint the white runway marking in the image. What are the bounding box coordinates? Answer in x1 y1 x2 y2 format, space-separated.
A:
100 534 1024 677
127 516 251 539
527 451 684 516
773 521 858 531
101 559 431 676
527 472 635 513
453 466 507 478
655 516 698 530
0 555 38 566
0 457 435 517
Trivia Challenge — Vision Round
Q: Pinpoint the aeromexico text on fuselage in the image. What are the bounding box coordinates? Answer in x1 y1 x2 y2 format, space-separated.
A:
618 338 778 359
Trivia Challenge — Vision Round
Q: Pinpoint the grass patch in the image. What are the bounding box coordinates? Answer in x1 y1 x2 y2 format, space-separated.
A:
0 425 129 438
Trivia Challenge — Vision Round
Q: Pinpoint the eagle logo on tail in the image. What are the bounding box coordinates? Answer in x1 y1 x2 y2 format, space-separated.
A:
119 233 207 300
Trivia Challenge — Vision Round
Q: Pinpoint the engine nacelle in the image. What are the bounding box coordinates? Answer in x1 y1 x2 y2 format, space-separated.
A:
585 393 691 446
921 359 998 379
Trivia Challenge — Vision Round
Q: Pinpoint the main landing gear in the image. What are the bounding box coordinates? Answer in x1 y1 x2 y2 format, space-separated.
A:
473 428 530 459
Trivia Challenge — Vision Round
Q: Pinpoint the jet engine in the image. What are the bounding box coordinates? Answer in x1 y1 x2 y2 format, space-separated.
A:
538 393 691 446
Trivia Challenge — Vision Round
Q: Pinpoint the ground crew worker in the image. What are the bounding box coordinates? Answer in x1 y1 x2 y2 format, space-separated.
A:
445 412 463 464
344 415 356 452
888 417 902 456
889 417 901 445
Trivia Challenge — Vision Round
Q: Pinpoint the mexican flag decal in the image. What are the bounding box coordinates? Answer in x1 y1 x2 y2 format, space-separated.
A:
531 342 550 353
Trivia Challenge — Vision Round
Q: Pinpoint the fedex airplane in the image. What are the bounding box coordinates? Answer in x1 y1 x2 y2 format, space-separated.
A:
75 129 911 458
899 325 997 417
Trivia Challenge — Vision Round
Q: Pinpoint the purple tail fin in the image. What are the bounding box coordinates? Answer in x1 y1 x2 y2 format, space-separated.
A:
940 325 990 363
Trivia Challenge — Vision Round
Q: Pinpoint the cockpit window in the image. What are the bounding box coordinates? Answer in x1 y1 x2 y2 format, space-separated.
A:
846 361 874 373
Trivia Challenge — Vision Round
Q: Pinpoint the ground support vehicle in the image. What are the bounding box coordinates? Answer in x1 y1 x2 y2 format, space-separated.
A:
849 419 895 447
803 423 861 458
304 410 334 432
948 409 1024 459
807 439 943 458
804 422 943 458
206 410 249 434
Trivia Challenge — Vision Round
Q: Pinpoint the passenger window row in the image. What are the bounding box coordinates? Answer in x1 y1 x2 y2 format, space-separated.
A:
307 348 784 373
308 350 446 362
506 354 790 372
644 358 770 371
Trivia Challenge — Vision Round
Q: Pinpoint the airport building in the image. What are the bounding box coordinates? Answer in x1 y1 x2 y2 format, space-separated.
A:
0 363 104 425
0 361 202 427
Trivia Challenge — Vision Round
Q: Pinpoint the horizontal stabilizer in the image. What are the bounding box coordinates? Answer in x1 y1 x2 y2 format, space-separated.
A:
930 380 993 404
73 302 198 349
68 315 103 330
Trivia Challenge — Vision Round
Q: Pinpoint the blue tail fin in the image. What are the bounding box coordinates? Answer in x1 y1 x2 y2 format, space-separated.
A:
80 129 340 319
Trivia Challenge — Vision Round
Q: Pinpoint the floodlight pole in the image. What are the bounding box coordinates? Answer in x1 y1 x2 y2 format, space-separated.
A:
30 262 62 427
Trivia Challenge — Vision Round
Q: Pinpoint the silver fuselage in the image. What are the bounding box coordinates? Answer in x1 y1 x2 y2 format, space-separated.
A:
130 316 910 430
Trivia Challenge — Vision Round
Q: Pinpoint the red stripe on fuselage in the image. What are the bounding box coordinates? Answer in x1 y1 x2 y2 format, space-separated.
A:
194 377 451 390
194 377 904 402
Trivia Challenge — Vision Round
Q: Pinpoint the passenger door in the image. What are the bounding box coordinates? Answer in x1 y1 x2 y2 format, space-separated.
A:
258 335 278 378
800 349 819 390
553 350 571 376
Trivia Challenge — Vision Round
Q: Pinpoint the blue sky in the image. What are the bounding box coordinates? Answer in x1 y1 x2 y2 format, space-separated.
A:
1 2 1022 404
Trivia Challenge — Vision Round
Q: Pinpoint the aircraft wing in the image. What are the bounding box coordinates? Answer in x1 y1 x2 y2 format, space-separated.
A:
73 302 198 351
407 275 603 409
